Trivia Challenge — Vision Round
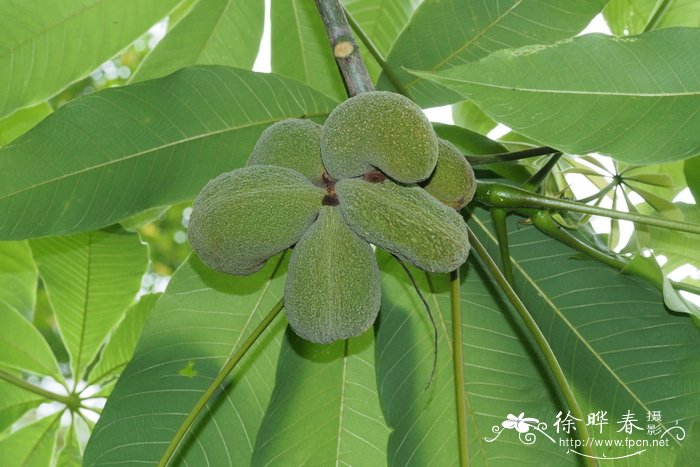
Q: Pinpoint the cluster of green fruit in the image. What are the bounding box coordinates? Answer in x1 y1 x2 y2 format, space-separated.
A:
188 91 475 344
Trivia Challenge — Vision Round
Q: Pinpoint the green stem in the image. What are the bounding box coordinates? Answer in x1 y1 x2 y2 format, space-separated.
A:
528 209 700 296
315 0 374 96
477 181 700 235
467 228 597 466
490 208 514 284
644 0 673 32
157 298 285 467
466 146 558 166
450 269 469 467
343 7 410 97
0 369 73 406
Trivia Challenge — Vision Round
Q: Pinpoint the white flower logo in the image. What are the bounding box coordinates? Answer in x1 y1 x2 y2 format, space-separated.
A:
502 413 539 433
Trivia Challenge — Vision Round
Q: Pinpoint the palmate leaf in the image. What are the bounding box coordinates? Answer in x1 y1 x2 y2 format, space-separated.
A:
0 412 61 467
0 381 45 433
29 229 149 380
416 28 700 164
0 307 63 382
0 66 338 240
131 0 265 83
604 0 700 35
377 0 607 107
0 0 181 118
251 330 389 466
83 254 288 466
0 240 37 319
88 293 160 385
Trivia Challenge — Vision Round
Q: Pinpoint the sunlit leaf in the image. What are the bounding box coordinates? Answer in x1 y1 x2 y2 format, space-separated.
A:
30 229 149 380
0 66 338 240
378 0 607 106
0 0 180 118
451 100 497 135
55 422 83 467
271 0 347 101
0 307 63 381
417 29 700 164
0 380 45 433
0 241 37 319
132 0 265 82
0 103 51 147
343 0 421 57
604 0 700 35
0 412 61 466
88 294 160 385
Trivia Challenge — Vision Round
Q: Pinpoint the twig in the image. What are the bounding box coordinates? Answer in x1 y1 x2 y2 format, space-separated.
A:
314 0 374 96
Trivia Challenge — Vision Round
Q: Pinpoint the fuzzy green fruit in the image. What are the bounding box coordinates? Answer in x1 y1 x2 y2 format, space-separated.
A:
336 178 469 272
188 165 324 275
321 91 438 183
247 119 325 185
421 139 476 209
285 206 380 344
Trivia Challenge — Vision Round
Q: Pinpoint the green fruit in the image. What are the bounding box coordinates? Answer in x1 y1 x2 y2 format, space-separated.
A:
421 139 476 209
285 206 380 344
321 91 438 183
188 165 324 275
336 178 469 273
247 119 325 185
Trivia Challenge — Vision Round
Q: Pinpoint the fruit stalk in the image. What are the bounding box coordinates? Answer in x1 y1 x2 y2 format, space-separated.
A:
315 0 374 96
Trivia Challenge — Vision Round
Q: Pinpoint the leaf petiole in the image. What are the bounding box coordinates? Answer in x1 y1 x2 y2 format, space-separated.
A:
467 227 597 465
476 180 700 235
157 298 285 467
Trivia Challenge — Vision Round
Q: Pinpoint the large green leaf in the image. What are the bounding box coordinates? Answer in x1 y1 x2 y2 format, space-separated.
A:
0 241 37 318
30 230 148 380
0 66 338 240
470 209 700 463
252 330 389 466
604 0 700 35
451 100 498 136
0 412 61 467
0 307 63 381
375 251 573 466
0 381 45 433
0 103 51 147
417 29 700 164
343 0 422 57
378 0 607 106
0 0 180 118
83 254 288 466
132 0 265 83
271 0 347 101
88 293 159 385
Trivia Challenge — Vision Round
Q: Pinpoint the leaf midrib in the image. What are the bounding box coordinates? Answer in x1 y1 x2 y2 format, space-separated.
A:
0 112 328 203
402 0 524 89
425 74 700 97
